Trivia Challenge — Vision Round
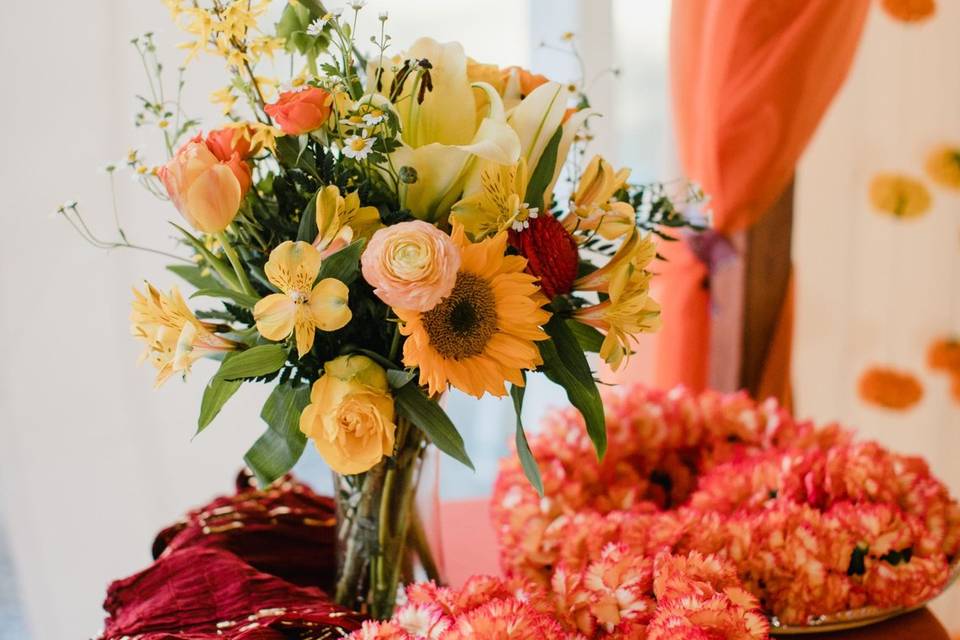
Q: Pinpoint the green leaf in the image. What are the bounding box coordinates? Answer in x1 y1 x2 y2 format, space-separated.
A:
170 222 240 290
317 238 366 284
244 382 312 487
197 373 242 434
395 383 474 470
190 287 260 308
386 368 416 389
296 189 319 242
524 125 563 211
167 264 221 291
566 319 605 353
538 316 607 459
510 381 543 496
216 344 288 381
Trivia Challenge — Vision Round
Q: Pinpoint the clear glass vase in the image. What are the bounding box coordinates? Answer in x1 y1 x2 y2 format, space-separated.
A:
332 416 444 619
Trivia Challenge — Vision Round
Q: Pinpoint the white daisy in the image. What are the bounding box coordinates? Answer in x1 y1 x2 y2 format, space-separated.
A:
342 132 376 160
306 15 330 37
378 11 389 21
347 0 367 9
360 109 386 127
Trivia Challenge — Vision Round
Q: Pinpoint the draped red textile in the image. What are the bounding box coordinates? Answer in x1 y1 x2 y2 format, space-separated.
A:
655 0 870 395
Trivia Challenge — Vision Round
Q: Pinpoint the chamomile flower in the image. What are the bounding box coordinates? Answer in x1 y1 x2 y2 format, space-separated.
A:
306 14 331 36
511 208 538 232
347 0 367 10
361 108 386 127
342 132 376 160
378 11 389 21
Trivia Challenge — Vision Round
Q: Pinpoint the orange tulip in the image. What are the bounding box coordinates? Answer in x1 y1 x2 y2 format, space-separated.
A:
205 125 258 162
264 87 333 136
158 135 252 234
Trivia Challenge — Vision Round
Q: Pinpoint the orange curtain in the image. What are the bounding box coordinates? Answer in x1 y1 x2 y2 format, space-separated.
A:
654 0 871 397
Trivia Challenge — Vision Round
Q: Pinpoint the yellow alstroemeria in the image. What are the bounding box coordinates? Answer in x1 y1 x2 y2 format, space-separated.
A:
563 155 636 240
314 185 383 256
449 158 538 237
131 283 239 386
574 268 661 370
254 241 352 357
573 229 656 293
369 38 521 222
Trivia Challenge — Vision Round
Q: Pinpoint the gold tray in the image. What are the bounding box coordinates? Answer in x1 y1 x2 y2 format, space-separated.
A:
769 560 960 635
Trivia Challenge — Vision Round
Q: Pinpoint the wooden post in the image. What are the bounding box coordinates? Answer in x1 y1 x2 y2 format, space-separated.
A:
739 177 794 396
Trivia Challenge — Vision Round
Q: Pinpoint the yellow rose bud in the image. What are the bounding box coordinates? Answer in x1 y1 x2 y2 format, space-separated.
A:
299 355 396 475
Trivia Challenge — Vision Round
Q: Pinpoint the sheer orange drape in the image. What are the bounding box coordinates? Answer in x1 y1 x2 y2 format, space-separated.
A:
652 0 870 399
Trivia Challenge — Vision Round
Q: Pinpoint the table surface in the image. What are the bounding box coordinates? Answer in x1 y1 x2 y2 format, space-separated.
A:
438 500 950 640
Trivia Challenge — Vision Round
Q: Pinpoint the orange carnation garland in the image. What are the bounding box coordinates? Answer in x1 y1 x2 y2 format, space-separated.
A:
492 384 960 628
880 0 937 23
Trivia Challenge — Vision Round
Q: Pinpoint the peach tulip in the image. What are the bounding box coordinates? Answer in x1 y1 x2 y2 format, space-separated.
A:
159 135 252 234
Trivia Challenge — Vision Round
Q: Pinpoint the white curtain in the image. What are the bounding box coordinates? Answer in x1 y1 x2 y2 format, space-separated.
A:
794 1 960 630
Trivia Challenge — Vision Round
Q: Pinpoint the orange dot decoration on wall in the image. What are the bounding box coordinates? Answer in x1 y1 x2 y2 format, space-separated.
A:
926 336 960 406
858 365 924 410
927 336 960 372
868 173 932 219
925 145 960 190
880 0 937 22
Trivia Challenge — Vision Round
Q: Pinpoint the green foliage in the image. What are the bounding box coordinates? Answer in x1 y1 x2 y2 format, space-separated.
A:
317 239 365 284
167 264 220 291
524 125 563 212
538 316 607 459
566 319 605 353
197 374 242 434
217 344 289 381
510 380 543 496
190 287 260 309
244 382 312 487
395 382 474 470
276 0 331 73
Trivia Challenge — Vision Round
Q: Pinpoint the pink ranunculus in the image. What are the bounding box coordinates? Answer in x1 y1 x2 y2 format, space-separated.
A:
159 135 252 234
361 221 461 312
265 87 333 136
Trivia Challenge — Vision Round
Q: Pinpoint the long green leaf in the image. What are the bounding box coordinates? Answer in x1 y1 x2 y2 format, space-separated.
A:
539 316 607 459
170 222 240 290
216 344 288 381
196 374 242 434
524 125 563 211
244 382 312 487
296 189 319 242
190 287 260 308
395 383 474 470
566 319 605 353
510 381 543 496
167 264 221 291
317 238 366 284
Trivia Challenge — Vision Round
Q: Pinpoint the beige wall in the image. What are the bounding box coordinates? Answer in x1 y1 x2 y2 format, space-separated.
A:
794 0 960 628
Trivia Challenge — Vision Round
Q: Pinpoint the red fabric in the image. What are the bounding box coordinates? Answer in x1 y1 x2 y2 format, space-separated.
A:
153 472 338 592
101 547 361 640
655 0 870 394
100 473 360 640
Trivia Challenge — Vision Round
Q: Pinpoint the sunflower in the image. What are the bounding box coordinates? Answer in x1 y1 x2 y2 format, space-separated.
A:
396 225 551 398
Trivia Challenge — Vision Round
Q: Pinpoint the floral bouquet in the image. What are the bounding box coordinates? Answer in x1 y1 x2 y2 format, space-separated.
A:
60 0 698 619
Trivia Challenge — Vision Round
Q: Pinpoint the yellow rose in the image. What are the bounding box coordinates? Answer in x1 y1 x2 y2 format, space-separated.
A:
299 355 397 475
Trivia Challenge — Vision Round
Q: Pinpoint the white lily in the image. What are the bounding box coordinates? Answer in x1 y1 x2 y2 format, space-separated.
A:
369 38 521 222
461 81 596 218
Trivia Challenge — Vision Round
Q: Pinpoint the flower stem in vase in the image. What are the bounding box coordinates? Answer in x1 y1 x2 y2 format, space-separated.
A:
333 415 438 619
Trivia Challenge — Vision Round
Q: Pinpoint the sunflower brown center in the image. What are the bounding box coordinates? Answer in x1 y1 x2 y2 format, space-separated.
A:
420 272 497 360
